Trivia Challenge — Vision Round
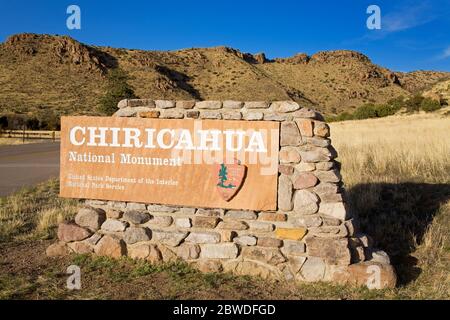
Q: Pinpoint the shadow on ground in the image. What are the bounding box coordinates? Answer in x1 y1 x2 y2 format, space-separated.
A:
347 182 450 285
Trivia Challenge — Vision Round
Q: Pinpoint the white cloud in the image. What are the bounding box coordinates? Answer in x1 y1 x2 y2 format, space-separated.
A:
441 46 450 59
382 2 437 33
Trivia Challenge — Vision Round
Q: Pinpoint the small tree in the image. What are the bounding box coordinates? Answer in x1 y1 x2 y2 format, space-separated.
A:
97 68 137 116
420 98 441 112
217 164 235 189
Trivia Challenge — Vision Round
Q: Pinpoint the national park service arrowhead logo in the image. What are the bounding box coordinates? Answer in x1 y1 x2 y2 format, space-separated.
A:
215 159 247 201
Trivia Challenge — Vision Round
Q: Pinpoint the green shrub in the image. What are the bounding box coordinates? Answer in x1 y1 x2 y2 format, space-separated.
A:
420 98 441 112
353 104 378 119
97 68 137 116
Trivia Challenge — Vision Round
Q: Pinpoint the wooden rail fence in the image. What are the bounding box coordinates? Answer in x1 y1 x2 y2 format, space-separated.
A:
0 130 61 142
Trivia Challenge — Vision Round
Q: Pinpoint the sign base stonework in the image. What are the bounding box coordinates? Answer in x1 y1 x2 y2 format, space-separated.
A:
48 99 396 290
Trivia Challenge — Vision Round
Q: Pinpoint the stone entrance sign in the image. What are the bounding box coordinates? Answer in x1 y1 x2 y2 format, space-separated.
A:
49 100 397 290
60 117 279 210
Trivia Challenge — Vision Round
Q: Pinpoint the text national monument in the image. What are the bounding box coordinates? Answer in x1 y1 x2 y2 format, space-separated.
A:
49 100 397 289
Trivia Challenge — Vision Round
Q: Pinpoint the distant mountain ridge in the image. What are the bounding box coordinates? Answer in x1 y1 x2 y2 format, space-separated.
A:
0 33 448 116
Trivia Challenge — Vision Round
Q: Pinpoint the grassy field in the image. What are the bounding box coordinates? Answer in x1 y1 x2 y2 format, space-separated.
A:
0 113 449 299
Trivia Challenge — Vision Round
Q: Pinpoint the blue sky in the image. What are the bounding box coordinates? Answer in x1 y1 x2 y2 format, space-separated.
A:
0 0 449 71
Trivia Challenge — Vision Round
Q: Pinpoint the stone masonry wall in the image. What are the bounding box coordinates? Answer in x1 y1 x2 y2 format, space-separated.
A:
48 100 397 289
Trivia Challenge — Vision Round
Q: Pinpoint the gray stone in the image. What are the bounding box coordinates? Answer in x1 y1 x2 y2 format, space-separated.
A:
296 162 316 172
225 210 257 220
152 230 188 247
315 170 341 183
293 108 322 119
234 235 257 246
241 247 286 265
107 201 127 209
85 233 103 246
160 110 184 119
146 205 177 213
200 111 222 119
314 122 330 137
185 232 221 244
243 111 264 121
180 207 197 215
300 257 326 281
173 243 201 260
123 211 151 224
278 175 293 211
200 243 239 259
114 107 154 117
316 162 334 171
280 121 302 146
369 249 391 265
264 113 292 121
196 208 224 217
244 101 269 109
281 240 306 256
124 227 151 244
299 149 332 163
186 110 200 118
217 220 248 230
155 100 176 109
319 202 348 220
176 100 196 109
126 202 147 211
75 207 106 231
293 190 319 215
117 99 128 109
223 100 243 109
306 237 351 266
247 221 275 232
196 101 222 109
291 215 322 227
305 137 331 148
146 215 173 227
271 101 300 113
128 99 155 107
101 219 128 232
289 256 307 273
222 110 242 120
175 218 192 228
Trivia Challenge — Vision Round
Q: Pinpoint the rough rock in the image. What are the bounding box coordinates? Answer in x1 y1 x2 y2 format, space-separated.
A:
299 257 326 282
293 172 319 189
200 243 239 259
101 219 128 232
306 237 351 266
331 261 397 289
123 227 151 244
278 175 293 211
57 222 92 242
123 211 151 224
279 147 301 164
185 232 221 244
295 119 314 137
152 230 188 247
94 235 126 258
271 101 300 113
68 241 94 254
233 235 257 246
257 237 283 247
225 210 256 220
75 207 106 231
241 247 286 265
196 101 222 109
293 190 319 215
192 216 220 228
280 121 302 146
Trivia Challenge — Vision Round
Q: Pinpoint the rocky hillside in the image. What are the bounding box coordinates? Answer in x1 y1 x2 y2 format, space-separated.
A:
0 33 448 116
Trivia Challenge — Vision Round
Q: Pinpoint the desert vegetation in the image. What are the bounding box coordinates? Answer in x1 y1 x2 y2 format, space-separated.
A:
0 112 448 299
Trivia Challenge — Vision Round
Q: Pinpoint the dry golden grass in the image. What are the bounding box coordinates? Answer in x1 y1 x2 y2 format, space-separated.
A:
0 179 78 242
331 112 450 185
331 113 450 299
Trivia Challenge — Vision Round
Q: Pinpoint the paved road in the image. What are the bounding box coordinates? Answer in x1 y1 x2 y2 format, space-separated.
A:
0 142 60 197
